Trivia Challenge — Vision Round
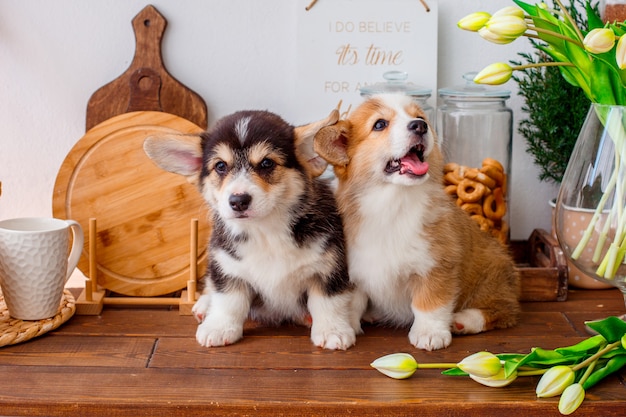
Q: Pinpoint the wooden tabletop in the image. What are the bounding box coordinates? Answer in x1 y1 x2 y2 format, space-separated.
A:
0 287 624 417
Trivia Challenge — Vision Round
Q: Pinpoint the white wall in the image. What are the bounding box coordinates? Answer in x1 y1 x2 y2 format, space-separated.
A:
0 0 560 240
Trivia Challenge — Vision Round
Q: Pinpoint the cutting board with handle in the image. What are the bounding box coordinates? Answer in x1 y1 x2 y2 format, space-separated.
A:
85 5 208 131
53 5 211 297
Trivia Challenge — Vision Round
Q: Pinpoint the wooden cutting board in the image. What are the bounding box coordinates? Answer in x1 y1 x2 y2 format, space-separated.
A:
53 111 210 297
85 5 208 131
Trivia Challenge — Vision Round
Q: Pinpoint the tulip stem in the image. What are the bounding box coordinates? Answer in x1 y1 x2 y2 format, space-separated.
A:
512 62 576 72
577 359 597 386
526 26 585 48
554 0 585 43
518 369 550 377
571 340 621 372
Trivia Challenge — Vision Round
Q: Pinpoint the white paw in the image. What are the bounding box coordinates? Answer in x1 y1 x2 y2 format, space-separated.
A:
191 294 212 323
196 319 243 347
310 325 356 350
409 326 452 351
452 308 486 334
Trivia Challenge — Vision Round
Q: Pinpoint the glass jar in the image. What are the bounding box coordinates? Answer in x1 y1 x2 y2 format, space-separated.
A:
360 71 434 122
437 72 513 243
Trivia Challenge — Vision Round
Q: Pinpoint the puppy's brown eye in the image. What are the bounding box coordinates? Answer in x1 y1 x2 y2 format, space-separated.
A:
373 119 388 131
214 161 228 175
259 158 275 170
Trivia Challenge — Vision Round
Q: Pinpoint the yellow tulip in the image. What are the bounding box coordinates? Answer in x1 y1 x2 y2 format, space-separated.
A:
583 28 616 54
469 368 518 388
558 383 585 415
492 6 524 19
457 12 491 32
616 35 626 70
485 15 528 38
370 353 418 379
473 63 513 85
478 27 517 44
536 365 575 398
456 351 502 378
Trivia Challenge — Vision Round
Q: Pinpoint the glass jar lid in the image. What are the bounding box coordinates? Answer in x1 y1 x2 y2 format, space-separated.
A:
360 71 432 98
438 72 511 100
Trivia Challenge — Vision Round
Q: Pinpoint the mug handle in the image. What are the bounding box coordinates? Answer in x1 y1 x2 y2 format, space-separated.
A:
64 220 84 283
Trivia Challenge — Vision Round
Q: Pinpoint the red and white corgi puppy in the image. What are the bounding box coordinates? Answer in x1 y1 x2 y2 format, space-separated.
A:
313 94 520 351
144 109 360 350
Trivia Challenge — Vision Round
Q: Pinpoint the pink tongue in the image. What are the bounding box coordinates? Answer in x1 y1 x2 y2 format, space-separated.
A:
400 154 429 176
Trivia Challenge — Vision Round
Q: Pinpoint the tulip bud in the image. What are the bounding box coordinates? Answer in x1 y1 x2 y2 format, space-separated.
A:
473 63 513 85
583 28 616 54
616 35 626 70
457 12 491 32
457 351 502 378
478 27 517 44
536 365 575 398
485 15 528 39
370 353 418 379
470 368 518 388
558 383 585 415
492 6 525 19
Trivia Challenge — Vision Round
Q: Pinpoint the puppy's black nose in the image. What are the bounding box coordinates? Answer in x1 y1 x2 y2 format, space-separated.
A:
229 193 252 212
408 119 428 135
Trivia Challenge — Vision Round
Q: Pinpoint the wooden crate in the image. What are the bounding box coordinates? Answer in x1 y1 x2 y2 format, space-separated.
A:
512 228 568 302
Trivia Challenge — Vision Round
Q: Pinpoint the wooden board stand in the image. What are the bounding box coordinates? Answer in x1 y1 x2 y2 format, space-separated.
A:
75 218 199 316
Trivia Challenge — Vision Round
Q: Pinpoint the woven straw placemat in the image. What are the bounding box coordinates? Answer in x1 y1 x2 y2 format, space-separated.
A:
0 288 76 347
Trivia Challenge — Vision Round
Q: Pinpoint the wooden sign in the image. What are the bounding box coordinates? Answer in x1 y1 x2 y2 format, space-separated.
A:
296 0 438 119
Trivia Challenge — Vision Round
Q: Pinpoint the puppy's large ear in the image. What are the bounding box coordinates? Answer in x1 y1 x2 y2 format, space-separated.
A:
294 109 339 177
143 134 203 184
313 120 350 167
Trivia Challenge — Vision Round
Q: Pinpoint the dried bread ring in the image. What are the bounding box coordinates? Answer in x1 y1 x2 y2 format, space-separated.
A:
445 184 458 196
471 214 493 232
443 162 460 173
457 179 485 203
482 157 504 172
466 168 497 189
461 203 483 216
483 187 506 221
444 170 463 185
480 164 504 186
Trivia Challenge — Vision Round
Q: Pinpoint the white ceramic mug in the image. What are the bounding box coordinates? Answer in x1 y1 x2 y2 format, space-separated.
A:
0 217 84 320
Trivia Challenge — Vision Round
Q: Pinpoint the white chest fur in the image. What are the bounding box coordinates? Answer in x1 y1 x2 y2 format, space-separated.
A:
214 215 329 312
347 184 437 323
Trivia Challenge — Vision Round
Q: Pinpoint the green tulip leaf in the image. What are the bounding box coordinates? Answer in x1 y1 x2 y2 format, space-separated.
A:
555 335 607 355
582 354 626 390
586 1 605 30
512 0 539 17
442 368 467 376
585 316 626 343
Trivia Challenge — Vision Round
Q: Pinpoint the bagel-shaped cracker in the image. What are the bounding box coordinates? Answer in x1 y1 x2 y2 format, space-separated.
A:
445 184 458 196
482 157 504 172
444 170 463 185
483 187 506 221
443 162 460 173
480 164 504 186
466 168 497 189
461 202 483 216
457 179 485 203
470 214 493 232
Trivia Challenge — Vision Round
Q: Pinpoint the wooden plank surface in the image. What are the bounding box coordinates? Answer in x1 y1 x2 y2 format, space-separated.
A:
0 288 624 417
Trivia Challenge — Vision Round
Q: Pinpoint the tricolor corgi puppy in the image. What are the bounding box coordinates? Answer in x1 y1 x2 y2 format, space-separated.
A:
144 109 360 350
313 94 520 351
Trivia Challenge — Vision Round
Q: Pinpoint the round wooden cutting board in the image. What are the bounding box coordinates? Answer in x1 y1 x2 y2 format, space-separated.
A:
53 111 210 297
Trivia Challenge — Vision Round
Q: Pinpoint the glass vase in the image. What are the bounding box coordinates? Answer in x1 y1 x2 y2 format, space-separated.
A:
554 103 626 318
